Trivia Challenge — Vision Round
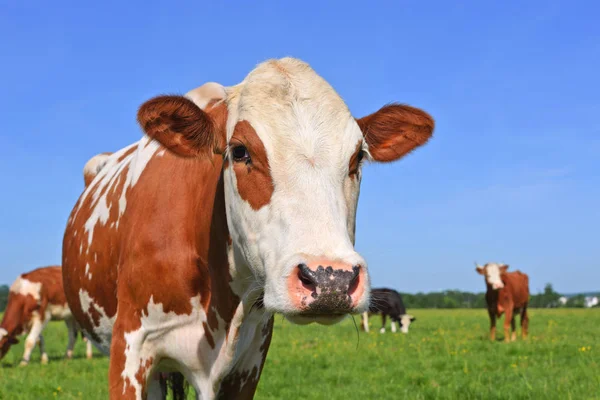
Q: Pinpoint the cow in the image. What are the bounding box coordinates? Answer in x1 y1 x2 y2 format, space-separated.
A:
62 57 435 399
0 266 93 366
475 262 530 342
361 288 415 334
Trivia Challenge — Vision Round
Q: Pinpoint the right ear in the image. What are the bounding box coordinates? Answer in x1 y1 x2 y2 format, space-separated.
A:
137 95 224 158
475 263 485 275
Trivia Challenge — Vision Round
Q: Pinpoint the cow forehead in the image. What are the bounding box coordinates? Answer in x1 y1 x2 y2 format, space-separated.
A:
484 263 502 272
226 58 362 164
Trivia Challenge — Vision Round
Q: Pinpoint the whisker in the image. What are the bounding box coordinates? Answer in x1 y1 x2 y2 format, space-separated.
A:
350 314 360 350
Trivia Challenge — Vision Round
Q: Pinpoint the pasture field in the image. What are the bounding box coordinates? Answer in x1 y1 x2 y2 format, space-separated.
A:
1 309 598 399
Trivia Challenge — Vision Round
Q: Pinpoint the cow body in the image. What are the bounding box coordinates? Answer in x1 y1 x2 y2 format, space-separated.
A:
476 263 530 342
0 266 92 365
62 57 435 399
361 288 415 334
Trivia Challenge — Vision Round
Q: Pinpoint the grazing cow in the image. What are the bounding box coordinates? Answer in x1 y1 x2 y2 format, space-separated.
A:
475 262 530 342
0 266 93 365
361 288 415 334
62 57 435 399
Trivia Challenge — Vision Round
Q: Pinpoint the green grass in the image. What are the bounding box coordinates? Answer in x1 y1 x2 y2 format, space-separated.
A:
1 309 598 399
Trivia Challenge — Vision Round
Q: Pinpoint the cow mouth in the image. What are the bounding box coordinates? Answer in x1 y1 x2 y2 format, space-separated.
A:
284 313 348 326
257 291 351 325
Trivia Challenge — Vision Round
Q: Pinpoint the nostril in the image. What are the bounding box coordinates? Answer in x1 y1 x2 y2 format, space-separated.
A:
347 265 361 295
351 265 360 281
297 263 317 291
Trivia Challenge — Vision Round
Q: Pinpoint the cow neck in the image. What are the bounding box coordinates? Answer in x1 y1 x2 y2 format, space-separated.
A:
0 297 26 337
189 152 264 333
189 153 272 390
486 285 500 300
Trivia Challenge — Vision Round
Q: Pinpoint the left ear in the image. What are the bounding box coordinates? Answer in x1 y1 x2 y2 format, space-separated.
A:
409 315 416 322
500 264 509 272
356 104 434 162
8 337 19 345
137 95 224 158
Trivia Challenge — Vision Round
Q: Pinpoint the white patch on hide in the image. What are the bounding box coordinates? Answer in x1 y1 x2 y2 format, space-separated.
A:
10 277 42 300
79 289 115 354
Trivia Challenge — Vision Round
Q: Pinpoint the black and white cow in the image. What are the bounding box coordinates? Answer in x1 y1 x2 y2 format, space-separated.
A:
362 288 416 334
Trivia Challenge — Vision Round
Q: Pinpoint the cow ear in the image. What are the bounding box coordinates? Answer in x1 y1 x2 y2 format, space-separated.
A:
500 264 509 272
410 316 416 322
476 265 485 275
8 337 19 345
137 95 224 158
356 104 434 163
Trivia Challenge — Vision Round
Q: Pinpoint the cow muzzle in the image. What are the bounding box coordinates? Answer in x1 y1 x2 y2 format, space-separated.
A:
286 259 367 323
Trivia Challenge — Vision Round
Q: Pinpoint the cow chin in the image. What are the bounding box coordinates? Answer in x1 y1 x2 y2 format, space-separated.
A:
284 314 348 326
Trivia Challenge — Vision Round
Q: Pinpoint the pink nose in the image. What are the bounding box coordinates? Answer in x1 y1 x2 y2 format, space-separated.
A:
287 259 366 314
493 283 504 289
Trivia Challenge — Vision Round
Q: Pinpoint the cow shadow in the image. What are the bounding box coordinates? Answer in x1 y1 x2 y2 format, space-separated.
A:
1 353 104 368
48 354 105 361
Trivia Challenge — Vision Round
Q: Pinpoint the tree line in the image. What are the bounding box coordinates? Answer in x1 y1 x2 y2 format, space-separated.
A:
400 284 597 309
0 283 596 313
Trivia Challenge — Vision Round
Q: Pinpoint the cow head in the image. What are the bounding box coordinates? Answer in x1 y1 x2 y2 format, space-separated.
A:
476 262 508 290
137 58 434 325
399 314 416 334
0 328 19 360
0 289 39 360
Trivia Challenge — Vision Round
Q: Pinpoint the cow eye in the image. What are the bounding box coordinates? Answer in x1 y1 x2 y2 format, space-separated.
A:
349 149 365 176
232 145 250 163
357 150 364 163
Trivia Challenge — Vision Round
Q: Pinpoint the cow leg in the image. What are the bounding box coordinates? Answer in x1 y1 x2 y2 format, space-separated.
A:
84 336 94 359
503 308 513 343
38 335 49 364
379 314 387 334
20 315 49 366
361 312 369 333
521 306 529 339
488 310 496 341
391 321 397 333
64 319 77 359
109 332 142 399
109 315 156 400
510 312 517 342
146 374 166 400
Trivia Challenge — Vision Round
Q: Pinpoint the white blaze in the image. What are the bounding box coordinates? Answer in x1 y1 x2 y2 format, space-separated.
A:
482 263 505 289
400 315 413 334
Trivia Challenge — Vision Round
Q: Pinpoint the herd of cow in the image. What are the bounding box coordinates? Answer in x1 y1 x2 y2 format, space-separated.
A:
0 58 531 399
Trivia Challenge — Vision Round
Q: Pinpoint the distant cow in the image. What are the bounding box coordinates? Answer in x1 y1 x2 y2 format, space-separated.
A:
62 57 435 399
362 288 415 334
0 266 92 365
475 262 529 342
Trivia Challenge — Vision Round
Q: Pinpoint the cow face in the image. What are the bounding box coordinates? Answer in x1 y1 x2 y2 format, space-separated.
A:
137 58 434 325
476 262 508 290
399 314 416 334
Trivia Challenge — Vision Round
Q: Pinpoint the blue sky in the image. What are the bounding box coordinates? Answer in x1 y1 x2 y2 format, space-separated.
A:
0 1 598 294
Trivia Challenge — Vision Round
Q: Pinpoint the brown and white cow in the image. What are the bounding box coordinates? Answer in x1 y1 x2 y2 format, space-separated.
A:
475 262 530 342
62 57 435 399
0 266 93 365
